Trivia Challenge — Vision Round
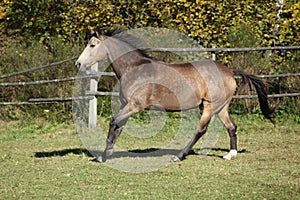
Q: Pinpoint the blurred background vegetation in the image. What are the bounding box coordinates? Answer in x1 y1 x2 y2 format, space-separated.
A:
0 0 299 122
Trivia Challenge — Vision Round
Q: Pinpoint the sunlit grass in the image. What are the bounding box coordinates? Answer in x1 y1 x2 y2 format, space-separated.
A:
0 115 299 199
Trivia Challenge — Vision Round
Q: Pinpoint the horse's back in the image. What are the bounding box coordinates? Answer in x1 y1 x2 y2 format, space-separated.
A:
120 59 236 111
181 60 236 102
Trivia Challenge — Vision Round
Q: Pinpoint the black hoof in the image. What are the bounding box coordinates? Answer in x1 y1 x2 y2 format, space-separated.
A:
171 155 182 162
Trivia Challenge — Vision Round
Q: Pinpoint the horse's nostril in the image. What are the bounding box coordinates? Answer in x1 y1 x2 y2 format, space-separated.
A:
76 62 81 69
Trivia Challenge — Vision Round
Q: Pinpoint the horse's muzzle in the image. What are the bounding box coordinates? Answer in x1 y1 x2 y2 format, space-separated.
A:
75 61 81 70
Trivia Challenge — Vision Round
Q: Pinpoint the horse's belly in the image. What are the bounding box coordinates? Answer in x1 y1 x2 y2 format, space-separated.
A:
123 83 202 111
155 93 200 111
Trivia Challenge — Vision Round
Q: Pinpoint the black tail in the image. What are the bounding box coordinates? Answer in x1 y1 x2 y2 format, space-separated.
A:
232 69 278 123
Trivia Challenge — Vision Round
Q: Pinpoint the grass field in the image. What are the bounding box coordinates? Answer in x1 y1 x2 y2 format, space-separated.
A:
0 115 299 199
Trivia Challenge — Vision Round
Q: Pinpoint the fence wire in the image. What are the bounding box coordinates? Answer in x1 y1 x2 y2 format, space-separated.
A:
1 46 299 105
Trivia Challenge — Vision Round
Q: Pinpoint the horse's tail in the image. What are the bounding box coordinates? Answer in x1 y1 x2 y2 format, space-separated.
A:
232 69 278 123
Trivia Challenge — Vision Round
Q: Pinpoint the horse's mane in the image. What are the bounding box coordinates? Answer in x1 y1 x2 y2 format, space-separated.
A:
91 26 152 58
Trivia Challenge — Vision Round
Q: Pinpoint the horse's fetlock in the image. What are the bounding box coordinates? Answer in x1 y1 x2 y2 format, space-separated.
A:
106 139 113 148
105 148 114 157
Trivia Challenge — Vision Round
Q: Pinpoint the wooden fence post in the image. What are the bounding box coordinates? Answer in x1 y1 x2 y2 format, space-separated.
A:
88 63 98 128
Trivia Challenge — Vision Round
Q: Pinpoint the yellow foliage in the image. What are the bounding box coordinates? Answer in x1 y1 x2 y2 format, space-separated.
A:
1 0 299 47
0 1 7 20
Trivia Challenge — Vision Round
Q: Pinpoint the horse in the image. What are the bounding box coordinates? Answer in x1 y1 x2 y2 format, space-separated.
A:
75 27 276 163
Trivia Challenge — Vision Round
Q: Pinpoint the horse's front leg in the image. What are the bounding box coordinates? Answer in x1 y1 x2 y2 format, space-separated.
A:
95 117 127 162
96 102 141 162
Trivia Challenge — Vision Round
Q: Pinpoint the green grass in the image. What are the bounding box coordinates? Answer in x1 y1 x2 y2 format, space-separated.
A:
0 115 299 199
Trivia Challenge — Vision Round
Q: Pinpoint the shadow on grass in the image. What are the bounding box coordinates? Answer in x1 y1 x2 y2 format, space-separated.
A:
35 148 93 158
195 148 248 158
34 147 248 160
34 148 181 159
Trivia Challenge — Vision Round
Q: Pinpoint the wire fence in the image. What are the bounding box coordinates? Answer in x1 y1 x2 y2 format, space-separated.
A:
0 46 299 105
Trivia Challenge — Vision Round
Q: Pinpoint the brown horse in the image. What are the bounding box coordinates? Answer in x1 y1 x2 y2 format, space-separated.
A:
75 27 276 162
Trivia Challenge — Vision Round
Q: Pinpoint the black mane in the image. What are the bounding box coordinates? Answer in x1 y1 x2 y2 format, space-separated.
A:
92 26 152 58
94 26 126 37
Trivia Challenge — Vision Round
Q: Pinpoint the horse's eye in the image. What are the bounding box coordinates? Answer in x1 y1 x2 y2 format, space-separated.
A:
90 44 95 48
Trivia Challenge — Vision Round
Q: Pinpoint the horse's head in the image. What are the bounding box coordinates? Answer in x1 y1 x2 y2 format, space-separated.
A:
75 30 108 71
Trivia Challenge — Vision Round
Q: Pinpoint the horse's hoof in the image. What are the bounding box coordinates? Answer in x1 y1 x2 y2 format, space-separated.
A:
171 155 182 162
92 156 105 163
223 150 237 160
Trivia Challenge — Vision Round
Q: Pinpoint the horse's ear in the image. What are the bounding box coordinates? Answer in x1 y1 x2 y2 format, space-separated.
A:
90 30 97 38
90 30 105 41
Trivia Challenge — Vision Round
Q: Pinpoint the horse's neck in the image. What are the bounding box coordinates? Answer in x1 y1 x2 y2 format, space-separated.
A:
106 39 151 78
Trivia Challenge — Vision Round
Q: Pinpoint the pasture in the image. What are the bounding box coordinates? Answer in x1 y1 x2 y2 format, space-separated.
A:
0 115 299 199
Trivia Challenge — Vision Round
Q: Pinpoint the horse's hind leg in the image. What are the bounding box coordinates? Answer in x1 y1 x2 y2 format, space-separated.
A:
218 104 238 160
172 104 213 162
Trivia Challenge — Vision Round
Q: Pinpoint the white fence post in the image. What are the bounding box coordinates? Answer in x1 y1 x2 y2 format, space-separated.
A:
88 63 98 128
212 46 216 61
